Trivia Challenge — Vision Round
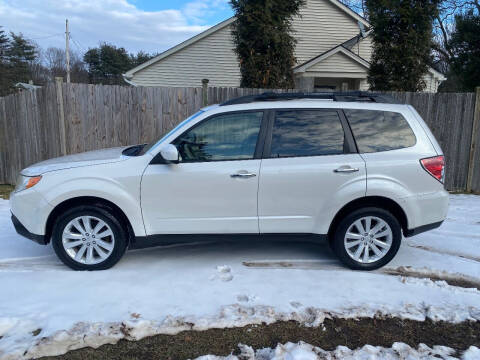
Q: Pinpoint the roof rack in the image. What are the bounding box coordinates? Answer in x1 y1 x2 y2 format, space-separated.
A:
220 91 400 106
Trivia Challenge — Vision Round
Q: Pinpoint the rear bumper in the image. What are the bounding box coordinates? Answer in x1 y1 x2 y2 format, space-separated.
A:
404 220 443 238
11 213 47 245
401 189 449 230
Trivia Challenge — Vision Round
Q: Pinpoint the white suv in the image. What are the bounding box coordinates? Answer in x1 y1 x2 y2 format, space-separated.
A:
10 92 449 271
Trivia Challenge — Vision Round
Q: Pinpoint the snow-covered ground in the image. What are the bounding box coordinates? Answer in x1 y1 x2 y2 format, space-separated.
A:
0 195 479 360
196 342 480 360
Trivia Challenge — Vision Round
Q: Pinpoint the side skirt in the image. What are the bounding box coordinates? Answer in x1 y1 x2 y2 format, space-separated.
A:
404 221 444 238
129 233 328 250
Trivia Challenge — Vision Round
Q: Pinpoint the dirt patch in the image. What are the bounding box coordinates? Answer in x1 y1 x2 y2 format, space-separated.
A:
242 260 342 270
382 266 480 291
39 318 480 360
0 184 13 200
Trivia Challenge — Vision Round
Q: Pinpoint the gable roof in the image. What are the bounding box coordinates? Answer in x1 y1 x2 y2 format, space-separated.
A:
124 0 370 78
294 45 370 73
294 34 446 82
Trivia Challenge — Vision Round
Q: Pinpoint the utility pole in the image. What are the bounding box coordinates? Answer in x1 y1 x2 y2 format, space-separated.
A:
65 19 71 83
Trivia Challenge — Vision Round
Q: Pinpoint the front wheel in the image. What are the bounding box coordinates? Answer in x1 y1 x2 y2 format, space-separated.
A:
332 207 402 270
52 206 128 270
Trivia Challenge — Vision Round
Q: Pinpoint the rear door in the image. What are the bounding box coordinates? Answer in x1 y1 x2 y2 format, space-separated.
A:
258 109 367 234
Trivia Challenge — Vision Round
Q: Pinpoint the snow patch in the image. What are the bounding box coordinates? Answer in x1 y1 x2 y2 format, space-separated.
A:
195 342 479 360
1 195 480 359
210 265 234 282
3 304 480 360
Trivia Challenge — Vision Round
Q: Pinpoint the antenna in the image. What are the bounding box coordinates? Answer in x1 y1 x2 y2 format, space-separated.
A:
358 20 367 38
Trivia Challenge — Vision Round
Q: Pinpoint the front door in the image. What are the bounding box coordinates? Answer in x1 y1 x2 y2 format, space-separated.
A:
258 109 367 234
141 111 265 235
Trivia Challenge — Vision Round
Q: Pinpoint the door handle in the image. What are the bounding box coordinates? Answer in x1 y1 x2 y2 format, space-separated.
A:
334 166 359 173
231 172 257 178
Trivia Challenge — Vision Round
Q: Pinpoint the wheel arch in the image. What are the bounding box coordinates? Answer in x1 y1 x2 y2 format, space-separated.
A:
327 196 409 240
45 196 135 245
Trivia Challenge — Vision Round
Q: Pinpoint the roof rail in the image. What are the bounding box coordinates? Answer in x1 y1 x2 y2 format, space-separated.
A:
220 91 400 106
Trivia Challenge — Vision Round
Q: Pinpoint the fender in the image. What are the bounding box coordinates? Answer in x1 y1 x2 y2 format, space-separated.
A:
37 167 147 237
365 175 415 228
312 175 367 234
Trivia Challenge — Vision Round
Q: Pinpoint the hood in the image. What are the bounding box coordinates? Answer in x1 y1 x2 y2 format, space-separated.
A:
21 146 130 176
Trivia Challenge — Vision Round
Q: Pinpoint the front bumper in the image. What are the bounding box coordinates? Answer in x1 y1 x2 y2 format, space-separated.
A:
9 187 53 238
11 213 47 244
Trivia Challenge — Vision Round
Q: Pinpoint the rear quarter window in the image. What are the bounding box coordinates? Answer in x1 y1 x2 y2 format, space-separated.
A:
344 109 416 153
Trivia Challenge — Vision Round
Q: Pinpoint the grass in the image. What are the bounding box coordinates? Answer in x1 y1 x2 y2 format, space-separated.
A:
39 318 480 360
0 184 14 200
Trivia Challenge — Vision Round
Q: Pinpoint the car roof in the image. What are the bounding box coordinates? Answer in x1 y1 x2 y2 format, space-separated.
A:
206 99 410 114
219 92 399 106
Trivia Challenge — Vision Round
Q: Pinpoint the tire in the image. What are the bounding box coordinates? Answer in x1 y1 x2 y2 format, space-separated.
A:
332 207 402 270
52 205 128 271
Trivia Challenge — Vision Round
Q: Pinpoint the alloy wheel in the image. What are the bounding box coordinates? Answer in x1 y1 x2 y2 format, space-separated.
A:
62 216 115 265
343 216 393 264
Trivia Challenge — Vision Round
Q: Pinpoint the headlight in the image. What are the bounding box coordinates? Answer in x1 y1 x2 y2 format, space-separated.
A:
15 175 42 193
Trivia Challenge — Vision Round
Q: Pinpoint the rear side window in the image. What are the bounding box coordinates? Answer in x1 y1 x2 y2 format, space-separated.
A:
270 110 345 158
344 109 416 153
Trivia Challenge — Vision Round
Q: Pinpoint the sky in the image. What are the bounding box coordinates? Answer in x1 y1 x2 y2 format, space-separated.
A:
0 0 234 55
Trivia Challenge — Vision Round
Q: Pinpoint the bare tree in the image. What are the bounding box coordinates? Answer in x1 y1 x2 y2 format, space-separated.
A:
433 0 480 75
338 0 367 16
43 47 88 83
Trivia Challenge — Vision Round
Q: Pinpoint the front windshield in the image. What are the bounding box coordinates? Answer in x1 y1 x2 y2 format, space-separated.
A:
138 110 205 155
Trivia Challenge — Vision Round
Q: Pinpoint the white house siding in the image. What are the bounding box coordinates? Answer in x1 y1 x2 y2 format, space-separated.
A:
129 0 444 92
131 25 241 87
357 36 372 62
307 52 368 73
292 0 364 64
131 0 364 87
423 72 441 92
359 78 369 90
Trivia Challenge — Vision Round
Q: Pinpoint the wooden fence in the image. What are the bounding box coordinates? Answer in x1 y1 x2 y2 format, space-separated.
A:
1 83 479 193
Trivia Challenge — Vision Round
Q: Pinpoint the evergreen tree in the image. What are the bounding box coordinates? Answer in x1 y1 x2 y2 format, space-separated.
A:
84 44 155 85
0 27 8 62
0 27 10 96
84 43 132 85
130 51 156 68
366 0 440 91
7 32 37 84
230 0 305 89
0 31 37 96
448 11 480 92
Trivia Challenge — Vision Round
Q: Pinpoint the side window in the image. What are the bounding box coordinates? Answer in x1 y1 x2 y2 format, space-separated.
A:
270 110 345 158
344 109 416 153
173 112 263 162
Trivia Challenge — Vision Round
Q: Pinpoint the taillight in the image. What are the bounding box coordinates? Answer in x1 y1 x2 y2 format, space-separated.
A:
420 156 445 183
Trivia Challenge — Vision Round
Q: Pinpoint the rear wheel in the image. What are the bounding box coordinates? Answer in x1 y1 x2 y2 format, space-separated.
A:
332 207 402 270
52 206 128 270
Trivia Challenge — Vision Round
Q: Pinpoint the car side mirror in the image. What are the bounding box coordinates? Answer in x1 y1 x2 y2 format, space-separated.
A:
160 144 180 163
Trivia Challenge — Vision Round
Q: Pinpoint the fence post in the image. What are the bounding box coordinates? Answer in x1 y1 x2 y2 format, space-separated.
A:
466 87 480 192
55 77 67 156
202 79 209 107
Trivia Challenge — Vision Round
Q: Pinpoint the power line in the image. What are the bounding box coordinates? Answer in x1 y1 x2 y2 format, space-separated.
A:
31 33 64 40
70 35 86 53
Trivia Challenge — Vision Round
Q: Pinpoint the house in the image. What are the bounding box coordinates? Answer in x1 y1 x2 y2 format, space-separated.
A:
123 0 446 92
